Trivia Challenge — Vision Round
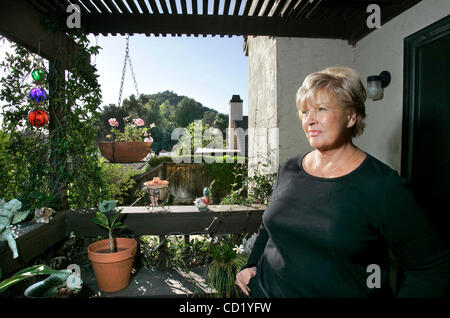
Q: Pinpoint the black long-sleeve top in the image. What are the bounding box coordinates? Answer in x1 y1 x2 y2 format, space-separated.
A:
244 152 450 297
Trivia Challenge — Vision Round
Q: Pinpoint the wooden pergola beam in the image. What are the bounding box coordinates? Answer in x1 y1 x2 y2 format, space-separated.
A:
80 13 350 39
0 0 89 71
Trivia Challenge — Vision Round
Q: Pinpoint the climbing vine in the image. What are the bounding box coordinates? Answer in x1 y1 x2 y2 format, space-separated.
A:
0 30 108 210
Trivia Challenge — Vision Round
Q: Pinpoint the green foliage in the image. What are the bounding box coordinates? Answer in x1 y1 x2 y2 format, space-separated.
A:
92 200 127 253
0 30 105 210
206 162 244 202
98 160 140 205
0 264 70 295
207 237 247 298
220 161 277 205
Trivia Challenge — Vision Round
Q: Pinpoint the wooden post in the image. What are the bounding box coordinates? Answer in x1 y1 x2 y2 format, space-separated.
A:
48 60 69 209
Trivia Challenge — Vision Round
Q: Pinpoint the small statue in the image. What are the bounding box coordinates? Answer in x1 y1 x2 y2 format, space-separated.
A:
33 207 55 224
194 186 211 212
0 198 30 259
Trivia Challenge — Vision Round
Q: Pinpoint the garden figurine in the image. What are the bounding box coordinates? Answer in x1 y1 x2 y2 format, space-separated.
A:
0 198 29 259
194 186 211 212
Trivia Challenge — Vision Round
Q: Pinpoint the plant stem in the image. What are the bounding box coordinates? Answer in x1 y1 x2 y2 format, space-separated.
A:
109 230 115 253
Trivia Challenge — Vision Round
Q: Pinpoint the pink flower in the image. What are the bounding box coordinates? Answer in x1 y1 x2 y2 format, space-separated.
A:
143 132 149 137
108 118 119 127
133 118 145 126
144 136 153 143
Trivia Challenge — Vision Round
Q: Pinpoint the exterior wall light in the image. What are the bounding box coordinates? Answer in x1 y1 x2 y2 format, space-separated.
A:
367 71 391 100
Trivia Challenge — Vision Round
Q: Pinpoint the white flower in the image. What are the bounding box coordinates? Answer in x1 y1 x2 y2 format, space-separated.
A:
66 274 83 292
242 233 258 254
233 244 245 254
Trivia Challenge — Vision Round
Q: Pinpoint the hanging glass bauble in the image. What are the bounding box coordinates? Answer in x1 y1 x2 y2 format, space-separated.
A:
31 69 45 81
29 87 47 103
28 109 49 127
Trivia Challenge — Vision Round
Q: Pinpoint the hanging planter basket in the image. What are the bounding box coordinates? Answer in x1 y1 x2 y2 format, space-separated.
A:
98 141 152 163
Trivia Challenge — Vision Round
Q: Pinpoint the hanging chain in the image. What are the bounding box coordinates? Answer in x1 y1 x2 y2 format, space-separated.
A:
117 34 139 107
128 49 140 98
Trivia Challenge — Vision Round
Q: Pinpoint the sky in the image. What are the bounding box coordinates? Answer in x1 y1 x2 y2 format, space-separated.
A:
0 33 249 117
91 34 249 115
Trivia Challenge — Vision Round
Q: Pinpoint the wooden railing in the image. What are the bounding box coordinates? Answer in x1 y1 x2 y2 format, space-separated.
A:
65 204 265 236
1 205 265 274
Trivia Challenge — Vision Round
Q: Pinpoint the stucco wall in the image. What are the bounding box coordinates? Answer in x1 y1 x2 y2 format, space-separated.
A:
353 0 450 172
247 36 278 175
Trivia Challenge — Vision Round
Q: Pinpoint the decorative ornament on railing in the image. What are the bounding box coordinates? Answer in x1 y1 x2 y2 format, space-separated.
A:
29 87 47 103
28 64 49 128
28 109 49 128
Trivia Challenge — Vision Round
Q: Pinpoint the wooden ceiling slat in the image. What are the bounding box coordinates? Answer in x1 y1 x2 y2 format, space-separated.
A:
90 0 112 13
113 0 131 13
136 0 151 13
83 0 102 13
290 0 308 18
223 0 231 15
242 0 253 16
159 0 169 13
147 0 159 13
203 0 208 15
252 0 264 16
304 0 323 19
25 0 51 15
269 0 284 17
103 0 122 13
45 0 69 13
168 0 177 14
43 0 68 14
125 0 141 13
72 0 92 13
279 0 295 17
181 0 188 14
213 0 220 15
259 0 275 17
192 0 198 14
232 0 242 15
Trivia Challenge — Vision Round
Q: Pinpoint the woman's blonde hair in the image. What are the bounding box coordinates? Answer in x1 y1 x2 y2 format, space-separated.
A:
296 67 367 137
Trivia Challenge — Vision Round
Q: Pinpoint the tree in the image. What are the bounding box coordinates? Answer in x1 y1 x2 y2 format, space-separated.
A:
214 113 229 134
175 97 204 127
203 110 218 127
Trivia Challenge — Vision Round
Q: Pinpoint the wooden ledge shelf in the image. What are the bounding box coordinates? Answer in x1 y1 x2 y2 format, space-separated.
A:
0 211 67 276
65 204 266 237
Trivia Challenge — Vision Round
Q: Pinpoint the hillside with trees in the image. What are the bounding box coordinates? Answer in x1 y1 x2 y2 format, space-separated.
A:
96 91 229 154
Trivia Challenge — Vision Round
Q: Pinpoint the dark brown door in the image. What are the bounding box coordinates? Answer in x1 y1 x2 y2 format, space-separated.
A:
402 15 450 247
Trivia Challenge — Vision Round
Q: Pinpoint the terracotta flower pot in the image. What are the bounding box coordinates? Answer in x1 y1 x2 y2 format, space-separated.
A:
87 238 137 292
98 141 152 163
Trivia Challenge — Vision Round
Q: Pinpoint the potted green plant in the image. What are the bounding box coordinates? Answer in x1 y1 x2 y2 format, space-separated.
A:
98 116 155 163
0 264 83 298
87 200 137 292
206 237 247 298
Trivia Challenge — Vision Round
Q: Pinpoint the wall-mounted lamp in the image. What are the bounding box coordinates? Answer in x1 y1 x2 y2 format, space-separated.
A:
367 71 391 101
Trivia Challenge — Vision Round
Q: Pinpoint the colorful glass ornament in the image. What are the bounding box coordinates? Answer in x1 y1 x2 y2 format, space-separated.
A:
29 87 47 103
31 69 45 81
28 109 49 127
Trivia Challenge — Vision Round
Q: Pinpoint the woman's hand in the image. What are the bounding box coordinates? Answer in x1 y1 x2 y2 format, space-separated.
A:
235 267 257 296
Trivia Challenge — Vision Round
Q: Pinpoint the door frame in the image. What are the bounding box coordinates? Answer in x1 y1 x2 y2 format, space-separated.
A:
401 15 450 180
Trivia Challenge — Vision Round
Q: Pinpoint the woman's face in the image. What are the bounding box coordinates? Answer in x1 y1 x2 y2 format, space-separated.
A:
300 91 356 151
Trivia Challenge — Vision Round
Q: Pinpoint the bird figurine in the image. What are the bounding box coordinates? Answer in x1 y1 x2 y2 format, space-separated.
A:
194 186 211 211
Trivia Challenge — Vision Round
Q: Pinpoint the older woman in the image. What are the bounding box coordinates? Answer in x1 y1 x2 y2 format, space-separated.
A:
235 67 450 298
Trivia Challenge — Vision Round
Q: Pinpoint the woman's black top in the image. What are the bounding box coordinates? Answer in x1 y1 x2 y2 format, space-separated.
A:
243 152 450 297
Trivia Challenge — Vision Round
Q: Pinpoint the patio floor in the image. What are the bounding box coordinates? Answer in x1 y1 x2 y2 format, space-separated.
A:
78 263 215 298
